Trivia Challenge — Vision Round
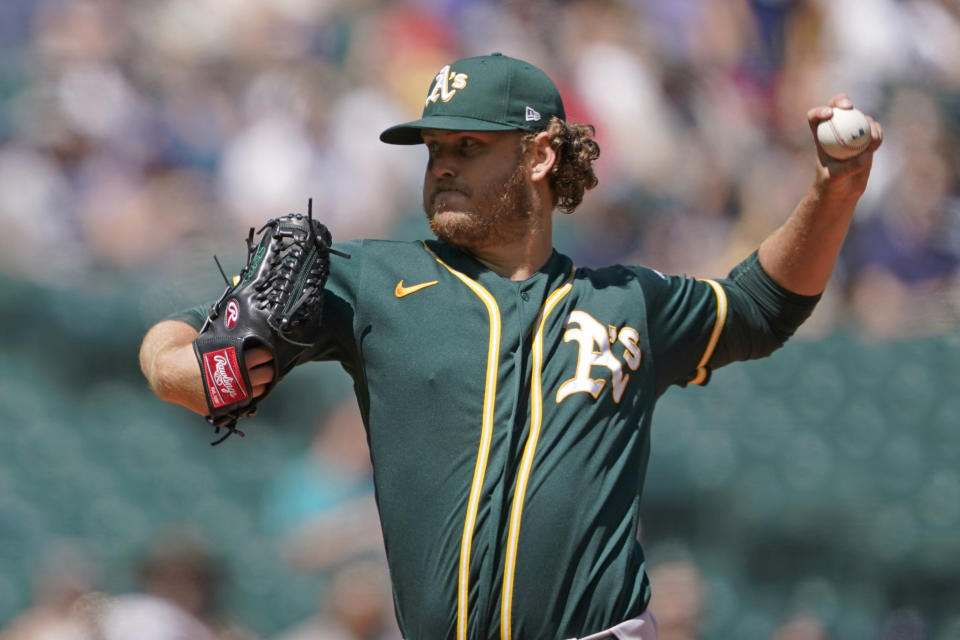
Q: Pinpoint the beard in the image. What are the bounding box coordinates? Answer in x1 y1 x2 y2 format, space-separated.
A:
423 161 536 251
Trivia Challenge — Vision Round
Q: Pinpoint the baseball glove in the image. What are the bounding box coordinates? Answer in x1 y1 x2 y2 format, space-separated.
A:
193 200 348 445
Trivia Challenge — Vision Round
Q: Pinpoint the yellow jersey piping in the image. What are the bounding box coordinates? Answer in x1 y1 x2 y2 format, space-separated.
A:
500 267 575 640
422 242 501 640
690 278 727 385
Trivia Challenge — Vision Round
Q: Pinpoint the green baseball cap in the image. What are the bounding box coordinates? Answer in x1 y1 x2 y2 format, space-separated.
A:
380 53 566 145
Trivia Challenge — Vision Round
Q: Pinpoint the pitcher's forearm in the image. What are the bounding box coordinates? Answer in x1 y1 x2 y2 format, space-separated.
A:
139 320 207 415
757 186 859 296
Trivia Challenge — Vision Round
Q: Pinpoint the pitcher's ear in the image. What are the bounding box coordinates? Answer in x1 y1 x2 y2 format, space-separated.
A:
526 131 556 182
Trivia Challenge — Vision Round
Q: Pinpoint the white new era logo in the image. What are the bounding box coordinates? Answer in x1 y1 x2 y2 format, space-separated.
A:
525 106 541 122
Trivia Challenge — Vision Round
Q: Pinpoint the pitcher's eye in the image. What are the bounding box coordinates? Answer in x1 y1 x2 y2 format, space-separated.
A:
460 138 482 154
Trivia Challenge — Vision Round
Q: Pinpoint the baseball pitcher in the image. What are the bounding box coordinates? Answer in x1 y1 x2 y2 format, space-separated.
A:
139 53 882 640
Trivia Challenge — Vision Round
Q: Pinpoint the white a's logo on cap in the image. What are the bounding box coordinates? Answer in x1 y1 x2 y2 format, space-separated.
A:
525 106 541 122
426 65 469 105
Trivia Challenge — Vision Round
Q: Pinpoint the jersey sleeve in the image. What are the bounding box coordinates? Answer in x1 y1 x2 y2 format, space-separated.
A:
640 267 727 396
708 250 822 369
304 238 364 366
165 304 208 330
643 251 820 396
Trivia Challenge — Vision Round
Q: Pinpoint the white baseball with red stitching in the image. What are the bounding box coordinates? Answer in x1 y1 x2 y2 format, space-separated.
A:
816 107 872 160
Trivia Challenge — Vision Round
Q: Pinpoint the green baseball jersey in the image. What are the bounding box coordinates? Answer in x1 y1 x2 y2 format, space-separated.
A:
175 238 815 640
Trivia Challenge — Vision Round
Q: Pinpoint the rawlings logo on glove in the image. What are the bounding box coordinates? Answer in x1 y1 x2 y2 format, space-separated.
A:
202 347 247 408
193 199 348 444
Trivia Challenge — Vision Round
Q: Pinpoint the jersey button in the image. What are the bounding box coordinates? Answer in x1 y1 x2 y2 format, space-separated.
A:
520 291 530 301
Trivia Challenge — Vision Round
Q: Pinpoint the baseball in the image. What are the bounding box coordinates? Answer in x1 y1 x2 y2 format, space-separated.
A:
816 107 872 160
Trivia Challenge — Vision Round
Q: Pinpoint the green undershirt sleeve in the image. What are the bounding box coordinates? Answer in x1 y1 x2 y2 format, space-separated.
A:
165 304 209 330
709 251 822 369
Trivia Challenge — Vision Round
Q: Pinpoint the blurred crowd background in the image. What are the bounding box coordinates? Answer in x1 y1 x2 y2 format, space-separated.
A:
0 0 958 639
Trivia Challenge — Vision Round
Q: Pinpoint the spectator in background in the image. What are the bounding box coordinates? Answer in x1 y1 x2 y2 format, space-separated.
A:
134 526 260 640
273 558 400 640
0 542 96 640
263 402 398 639
842 88 960 337
646 546 705 640
262 400 383 571
94 592 220 640
0 530 252 640
770 614 829 640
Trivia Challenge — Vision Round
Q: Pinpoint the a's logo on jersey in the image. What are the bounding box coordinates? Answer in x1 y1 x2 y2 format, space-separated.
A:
395 280 439 298
425 65 469 105
557 311 641 404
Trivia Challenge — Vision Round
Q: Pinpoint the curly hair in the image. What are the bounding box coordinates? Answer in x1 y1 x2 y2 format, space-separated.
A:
523 117 600 213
